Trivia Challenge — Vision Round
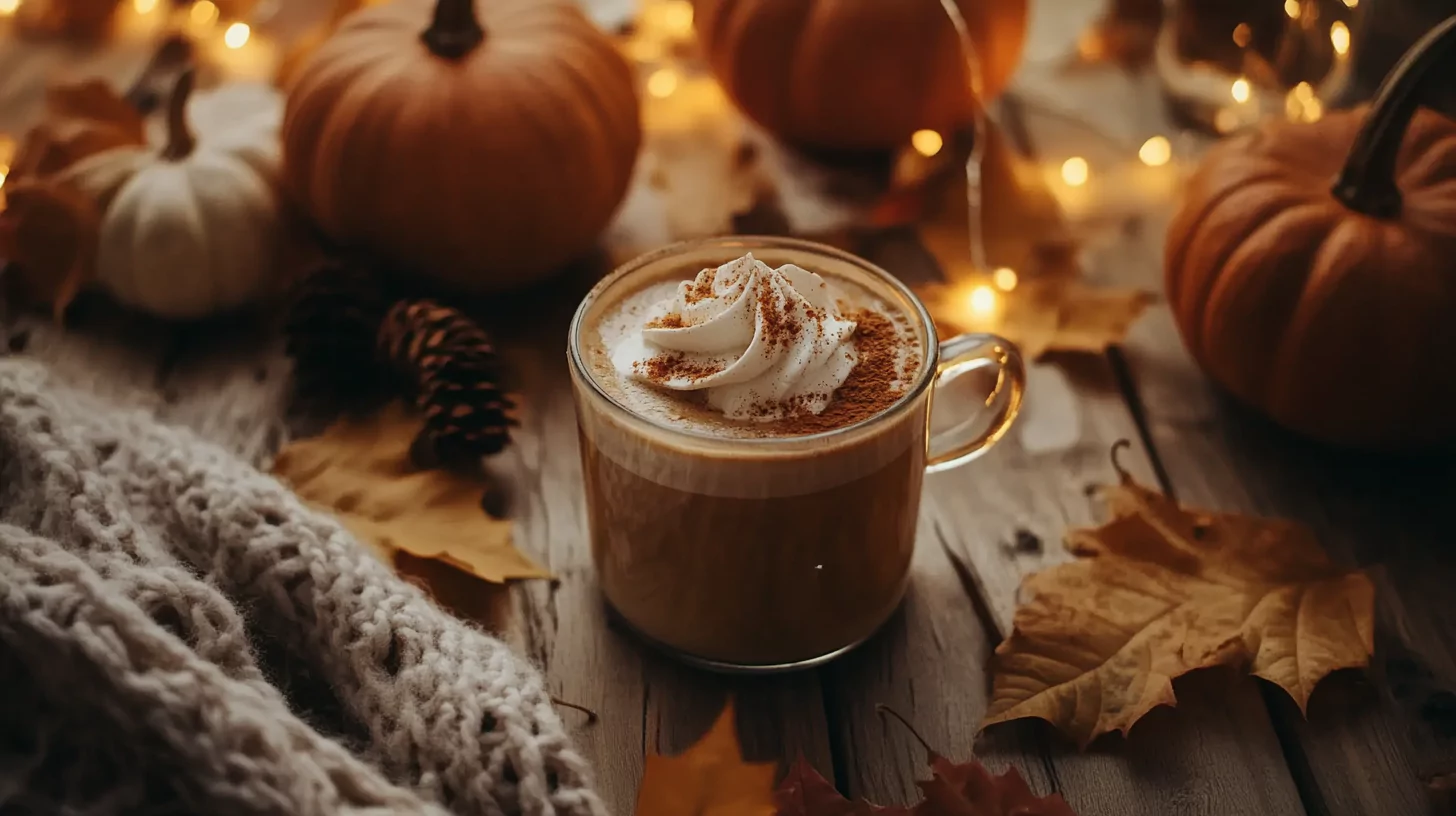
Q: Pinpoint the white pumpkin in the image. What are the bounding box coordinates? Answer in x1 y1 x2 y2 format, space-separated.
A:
61 70 284 319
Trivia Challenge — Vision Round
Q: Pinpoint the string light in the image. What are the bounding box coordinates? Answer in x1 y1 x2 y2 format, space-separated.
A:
1232 23 1251 48
133 0 157 12
0 0 18 16
1331 21 1350 55
224 21 250 48
1214 109 1241 134
1231 77 1251 104
190 0 219 28
1060 157 1089 187
1138 135 1171 167
968 285 997 316
646 68 679 98
660 0 693 38
1284 0 1301 18
992 268 1018 292
1343 0 1357 7
1285 81 1323 122
911 130 943 157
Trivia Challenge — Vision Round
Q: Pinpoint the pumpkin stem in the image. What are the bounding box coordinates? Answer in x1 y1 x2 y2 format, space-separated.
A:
1332 14 1456 218
160 68 196 162
422 0 485 60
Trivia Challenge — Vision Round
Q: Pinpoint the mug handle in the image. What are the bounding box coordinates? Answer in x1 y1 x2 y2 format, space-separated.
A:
925 333 1026 474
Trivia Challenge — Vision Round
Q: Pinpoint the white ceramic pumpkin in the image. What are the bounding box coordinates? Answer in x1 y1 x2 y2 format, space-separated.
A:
62 70 284 319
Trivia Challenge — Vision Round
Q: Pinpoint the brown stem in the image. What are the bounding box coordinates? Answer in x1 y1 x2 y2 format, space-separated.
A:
160 68 196 161
1110 438 1133 483
123 35 192 114
1332 14 1456 218
875 704 937 757
421 0 484 60
551 697 599 724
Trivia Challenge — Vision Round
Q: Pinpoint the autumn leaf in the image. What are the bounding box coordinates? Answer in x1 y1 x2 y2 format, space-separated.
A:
983 442 1375 747
0 179 102 321
636 700 778 816
1 78 147 318
913 123 1150 360
271 402 548 583
10 79 146 181
775 752 1077 815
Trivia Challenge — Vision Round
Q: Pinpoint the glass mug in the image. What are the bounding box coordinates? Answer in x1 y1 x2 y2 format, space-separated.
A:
568 236 1024 672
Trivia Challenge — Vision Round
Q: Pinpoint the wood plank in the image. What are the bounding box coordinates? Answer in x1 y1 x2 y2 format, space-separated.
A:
152 313 293 467
823 229 1306 815
1 297 173 406
1016 44 1456 815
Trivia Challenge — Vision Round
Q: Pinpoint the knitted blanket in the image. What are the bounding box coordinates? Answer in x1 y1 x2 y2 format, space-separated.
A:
0 361 606 816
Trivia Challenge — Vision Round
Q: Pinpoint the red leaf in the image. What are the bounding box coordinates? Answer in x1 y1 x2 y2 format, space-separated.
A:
914 756 1077 816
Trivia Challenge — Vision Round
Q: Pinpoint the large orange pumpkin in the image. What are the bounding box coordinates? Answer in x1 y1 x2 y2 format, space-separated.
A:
1165 16 1456 450
692 0 1027 152
282 0 641 293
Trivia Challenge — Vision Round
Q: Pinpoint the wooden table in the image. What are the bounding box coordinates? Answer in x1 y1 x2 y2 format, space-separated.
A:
4 3 1455 814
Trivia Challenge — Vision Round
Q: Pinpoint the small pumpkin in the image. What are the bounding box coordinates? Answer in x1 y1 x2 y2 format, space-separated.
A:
281 0 641 294
692 0 1027 152
1165 15 1456 450
63 70 286 319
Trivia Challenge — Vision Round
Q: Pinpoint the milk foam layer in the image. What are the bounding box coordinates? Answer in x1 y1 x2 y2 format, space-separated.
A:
610 254 858 421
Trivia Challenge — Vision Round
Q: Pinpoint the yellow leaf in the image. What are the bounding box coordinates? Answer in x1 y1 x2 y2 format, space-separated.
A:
920 277 1152 360
271 402 549 584
983 443 1375 747
914 123 1150 360
635 700 778 816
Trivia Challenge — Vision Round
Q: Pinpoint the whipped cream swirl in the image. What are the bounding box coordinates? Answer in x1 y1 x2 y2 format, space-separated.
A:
611 254 859 421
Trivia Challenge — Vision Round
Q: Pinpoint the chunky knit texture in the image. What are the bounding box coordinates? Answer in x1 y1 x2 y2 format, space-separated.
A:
0 361 606 816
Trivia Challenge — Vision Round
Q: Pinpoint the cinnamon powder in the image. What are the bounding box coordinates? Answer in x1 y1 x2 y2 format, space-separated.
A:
765 308 914 436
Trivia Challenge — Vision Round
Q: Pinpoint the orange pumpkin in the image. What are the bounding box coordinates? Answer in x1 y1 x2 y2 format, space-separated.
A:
1165 16 1456 450
282 0 641 293
692 0 1027 152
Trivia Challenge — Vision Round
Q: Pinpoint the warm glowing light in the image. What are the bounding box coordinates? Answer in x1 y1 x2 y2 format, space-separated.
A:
132 0 157 12
992 267 1018 292
223 21 250 48
190 0 219 27
0 165 8 189
1284 0 1301 18
1331 21 1350 55
1232 23 1251 48
0 0 19 16
660 0 693 37
1343 0 1357 7
911 130 943 157
1284 81 1325 122
968 285 997 316
1214 109 1241 134
1231 77 1251 103
646 68 679 98
1060 157 1089 187
1138 135 1172 167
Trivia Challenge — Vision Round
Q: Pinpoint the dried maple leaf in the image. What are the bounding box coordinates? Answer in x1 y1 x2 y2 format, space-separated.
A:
271 402 548 583
775 751 1077 815
983 442 1375 747
635 700 778 816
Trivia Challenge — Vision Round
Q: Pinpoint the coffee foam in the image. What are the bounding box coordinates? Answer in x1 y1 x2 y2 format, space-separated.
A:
577 265 930 498
585 273 922 440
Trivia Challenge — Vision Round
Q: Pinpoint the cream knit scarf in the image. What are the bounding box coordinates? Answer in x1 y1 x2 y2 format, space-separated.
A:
0 360 606 816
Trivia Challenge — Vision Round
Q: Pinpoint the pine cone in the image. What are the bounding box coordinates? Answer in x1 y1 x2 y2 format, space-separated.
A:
378 299 513 464
284 258 389 403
